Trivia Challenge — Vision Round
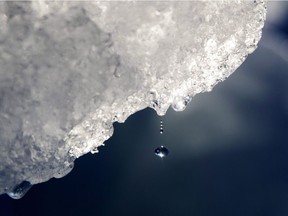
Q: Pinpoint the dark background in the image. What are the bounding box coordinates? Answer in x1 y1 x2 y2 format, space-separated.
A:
1 2 288 216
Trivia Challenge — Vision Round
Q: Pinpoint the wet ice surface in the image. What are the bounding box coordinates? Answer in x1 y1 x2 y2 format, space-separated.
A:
0 1 266 196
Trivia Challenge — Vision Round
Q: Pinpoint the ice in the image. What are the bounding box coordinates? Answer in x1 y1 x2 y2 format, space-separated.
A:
0 1 266 197
6 181 32 199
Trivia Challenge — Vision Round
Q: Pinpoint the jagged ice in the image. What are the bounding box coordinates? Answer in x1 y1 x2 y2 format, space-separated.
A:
0 1 266 197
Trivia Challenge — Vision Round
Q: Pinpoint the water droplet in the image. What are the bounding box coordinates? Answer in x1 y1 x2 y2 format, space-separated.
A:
160 120 164 134
154 146 169 158
7 181 32 199
172 96 192 112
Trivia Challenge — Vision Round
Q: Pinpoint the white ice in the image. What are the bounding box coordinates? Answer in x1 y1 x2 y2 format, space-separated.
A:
0 1 266 197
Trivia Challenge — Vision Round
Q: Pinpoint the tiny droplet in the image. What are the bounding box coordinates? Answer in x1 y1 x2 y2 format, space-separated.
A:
160 120 164 134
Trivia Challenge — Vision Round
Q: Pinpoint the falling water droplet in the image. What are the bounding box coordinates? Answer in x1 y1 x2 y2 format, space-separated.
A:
7 181 32 199
160 120 164 134
154 146 169 158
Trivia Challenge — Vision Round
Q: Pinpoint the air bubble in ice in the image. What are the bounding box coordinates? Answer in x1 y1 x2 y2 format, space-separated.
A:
154 146 169 158
113 67 121 78
6 181 32 199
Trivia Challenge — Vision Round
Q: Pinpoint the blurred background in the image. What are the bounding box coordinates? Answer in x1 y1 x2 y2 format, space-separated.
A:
1 1 288 216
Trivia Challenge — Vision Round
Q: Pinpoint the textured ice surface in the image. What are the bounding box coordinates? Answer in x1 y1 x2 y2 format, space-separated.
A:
0 1 266 196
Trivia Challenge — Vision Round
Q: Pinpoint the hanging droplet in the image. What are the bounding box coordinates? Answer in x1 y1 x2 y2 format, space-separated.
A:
154 146 169 158
172 96 192 112
7 181 33 199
